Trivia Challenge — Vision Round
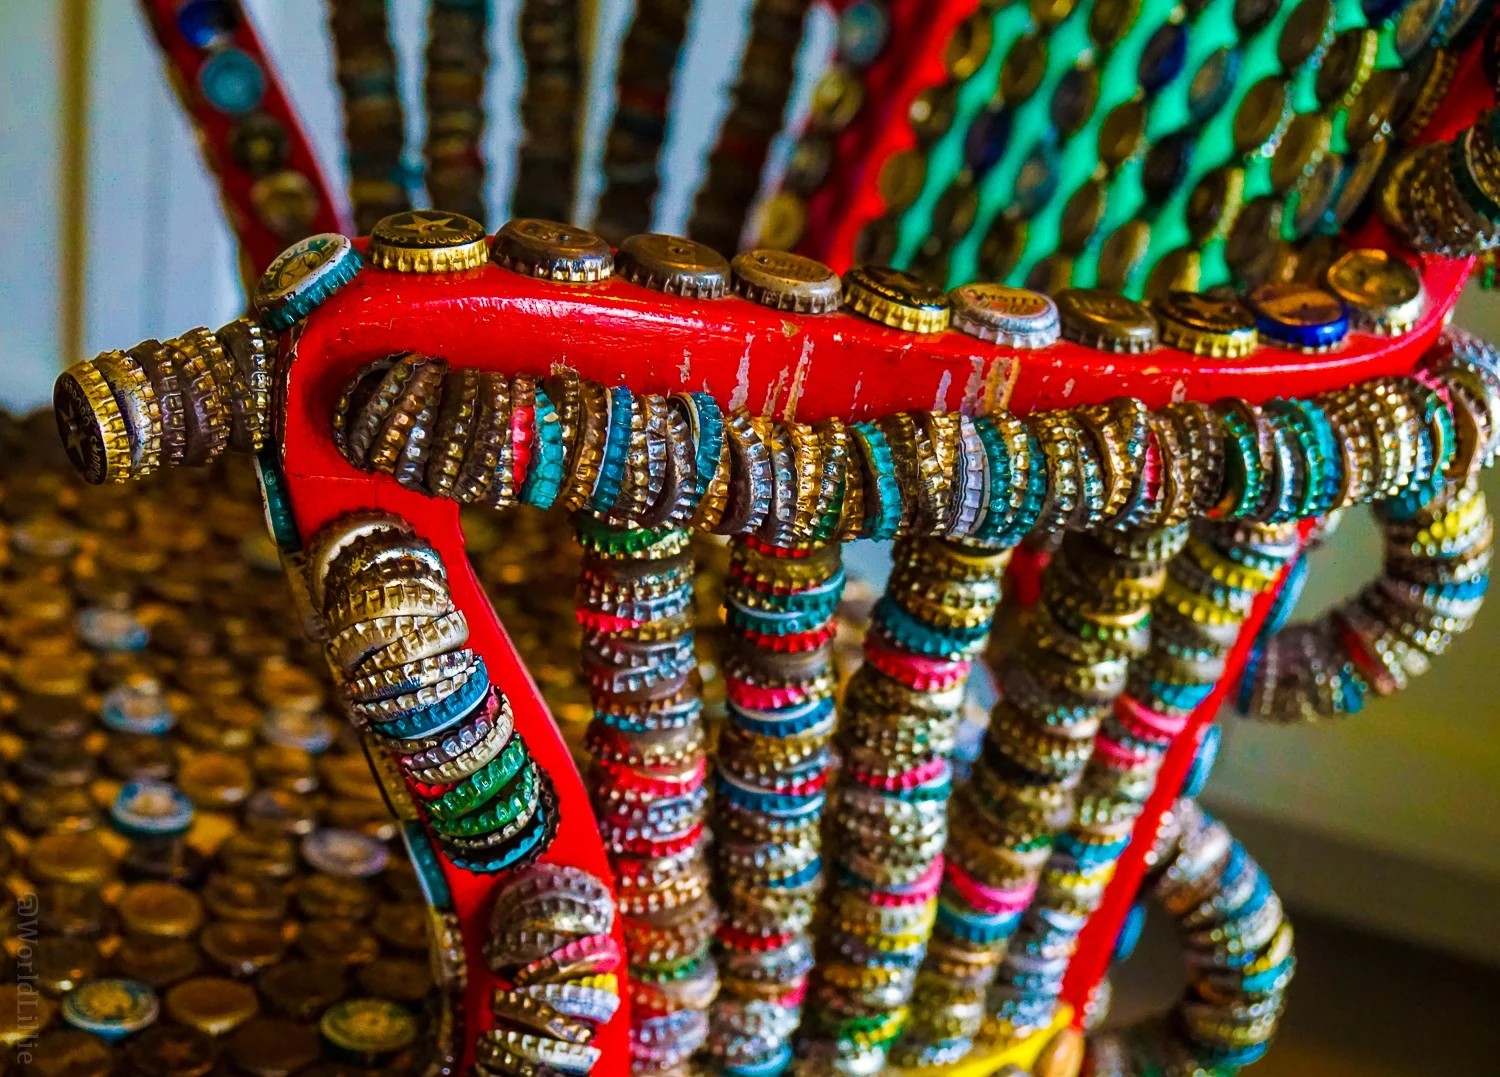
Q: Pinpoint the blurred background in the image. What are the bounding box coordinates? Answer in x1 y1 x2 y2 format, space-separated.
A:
2 2 1499 1071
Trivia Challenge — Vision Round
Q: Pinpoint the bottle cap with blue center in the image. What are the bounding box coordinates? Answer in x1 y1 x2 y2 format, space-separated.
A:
61 978 160 1042
111 781 196 839
1246 282 1350 352
838 1 889 67
254 234 363 330
319 998 419 1064
198 48 265 116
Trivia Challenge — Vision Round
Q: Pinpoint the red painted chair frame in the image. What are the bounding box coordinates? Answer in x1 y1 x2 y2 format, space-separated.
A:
281 238 1466 1076
139 0 346 274
144 0 1496 1063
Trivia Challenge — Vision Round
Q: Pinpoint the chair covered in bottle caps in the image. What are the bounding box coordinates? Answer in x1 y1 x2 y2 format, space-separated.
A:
49 2 1500 1075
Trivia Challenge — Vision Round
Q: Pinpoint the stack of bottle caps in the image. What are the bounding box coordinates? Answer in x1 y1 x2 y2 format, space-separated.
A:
990 519 1301 1052
514 0 584 221
328 0 411 234
894 522 1177 1064
1386 107 1500 257
424 0 492 223
308 514 557 875
1085 800 1295 1075
804 525 1010 1070
482 864 624 1077
0 426 456 1070
574 521 718 1074
690 0 814 252
710 519 847 1075
596 0 693 243
1239 330 1498 722
767 1 894 251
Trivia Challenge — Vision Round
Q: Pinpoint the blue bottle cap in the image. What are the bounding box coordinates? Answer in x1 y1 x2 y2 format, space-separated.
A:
1182 724 1223 798
1248 283 1350 352
1113 901 1147 961
198 47 266 117
1139 22 1188 92
839 2 890 68
177 0 238 48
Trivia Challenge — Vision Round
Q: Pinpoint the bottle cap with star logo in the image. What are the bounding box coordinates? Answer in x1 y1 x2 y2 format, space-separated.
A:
1152 291 1259 358
368 209 490 273
54 360 133 485
254 233 363 330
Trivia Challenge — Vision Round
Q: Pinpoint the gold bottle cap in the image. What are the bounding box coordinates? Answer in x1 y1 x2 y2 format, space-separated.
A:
94 349 162 476
296 874 376 920
1270 112 1332 194
492 218 613 282
201 921 288 978
809 67 864 131
1325 248 1425 336
368 209 490 273
1315 28 1379 111
118 881 207 939
1054 288 1159 353
878 149 928 210
842 265 951 333
298 917 381 966
54 360 132 485
178 752 254 808
319 998 418 1059
753 191 808 251
1153 291 1259 357
250 171 317 241
28 832 115 888
227 1017 321 1075
257 960 349 1021
24 1029 113 1077
356 957 433 1004
731 249 842 313
34 936 101 995
165 976 261 1036
615 233 731 298
1095 220 1152 291
112 936 203 989
124 1024 217 1077
1143 248 1203 300
202 872 289 922
0 984 56 1046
